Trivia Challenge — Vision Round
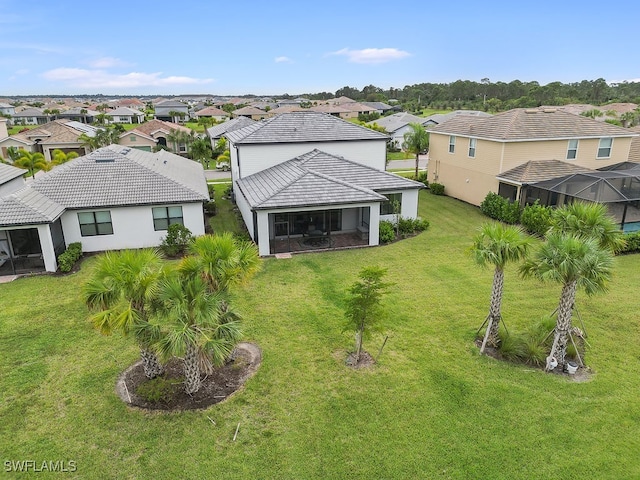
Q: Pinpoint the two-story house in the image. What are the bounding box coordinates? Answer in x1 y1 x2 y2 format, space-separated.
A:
428 108 638 207
225 111 424 256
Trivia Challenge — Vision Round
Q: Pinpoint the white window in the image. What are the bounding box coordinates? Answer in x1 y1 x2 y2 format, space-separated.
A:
597 137 612 158
449 135 456 153
567 139 579 160
468 138 477 158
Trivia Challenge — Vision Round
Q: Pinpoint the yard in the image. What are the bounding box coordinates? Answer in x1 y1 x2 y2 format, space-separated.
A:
1 192 640 479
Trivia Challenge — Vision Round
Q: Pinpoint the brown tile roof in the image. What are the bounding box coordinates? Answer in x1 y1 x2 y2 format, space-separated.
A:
429 108 636 141
233 106 267 115
194 106 227 117
497 159 594 184
11 120 92 145
628 126 640 163
131 119 191 136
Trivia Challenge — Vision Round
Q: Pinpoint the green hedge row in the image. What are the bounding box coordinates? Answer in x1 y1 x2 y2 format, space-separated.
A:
58 242 82 273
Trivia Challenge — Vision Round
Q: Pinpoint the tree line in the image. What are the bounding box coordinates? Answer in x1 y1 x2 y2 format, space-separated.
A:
301 79 640 112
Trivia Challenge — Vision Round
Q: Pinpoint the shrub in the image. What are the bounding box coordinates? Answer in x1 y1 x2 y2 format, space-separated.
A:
204 200 217 216
207 183 216 198
520 200 552 236
379 220 395 244
57 242 83 273
136 376 182 403
414 171 428 185
429 182 445 195
160 224 193 257
397 217 430 236
616 231 640 254
480 192 521 224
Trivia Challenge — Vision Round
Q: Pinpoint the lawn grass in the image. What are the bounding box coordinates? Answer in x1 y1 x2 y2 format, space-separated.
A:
8 124 40 135
2 192 640 478
208 183 245 236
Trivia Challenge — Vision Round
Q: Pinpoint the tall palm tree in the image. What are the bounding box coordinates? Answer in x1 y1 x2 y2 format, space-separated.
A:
13 151 49 178
520 233 613 371
471 223 531 352
549 201 625 252
84 249 166 379
402 122 429 178
184 233 260 294
154 270 242 394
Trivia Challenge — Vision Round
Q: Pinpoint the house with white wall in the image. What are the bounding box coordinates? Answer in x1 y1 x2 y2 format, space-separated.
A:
0 146 209 275
225 111 423 256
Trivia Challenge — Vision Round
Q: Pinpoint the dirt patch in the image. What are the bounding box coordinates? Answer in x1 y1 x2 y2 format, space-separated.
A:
116 342 261 411
344 351 376 369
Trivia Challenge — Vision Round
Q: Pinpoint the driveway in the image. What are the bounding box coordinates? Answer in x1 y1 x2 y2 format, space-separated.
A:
387 154 428 171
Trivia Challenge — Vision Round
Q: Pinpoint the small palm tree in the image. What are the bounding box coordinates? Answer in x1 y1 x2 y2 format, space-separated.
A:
185 233 260 294
520 233 613 371
85 249 166 379
14 151 49 177
154 271 242 394
471 223 531 352
50 149 79 166
548 202 625 252
402 122 429 178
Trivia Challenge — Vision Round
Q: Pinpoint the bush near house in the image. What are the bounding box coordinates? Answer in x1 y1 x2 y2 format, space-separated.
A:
480 192 521 224
160 224 193 257
520 200 553 237
429 182 445 195
57 242 82 272
379 220 396 244
616 231 640 254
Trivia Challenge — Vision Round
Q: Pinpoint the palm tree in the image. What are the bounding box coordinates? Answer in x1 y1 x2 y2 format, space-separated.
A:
184 233 260 294
13 151 49 177
84 249 166 379
471 223 531 352
50 149 79 166
520 233 613 371
402 122 429 178
189 137 213 168
154 270 242 394
549 202 625 252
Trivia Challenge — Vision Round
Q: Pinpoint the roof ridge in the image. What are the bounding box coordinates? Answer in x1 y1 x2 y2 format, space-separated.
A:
253 163 307 207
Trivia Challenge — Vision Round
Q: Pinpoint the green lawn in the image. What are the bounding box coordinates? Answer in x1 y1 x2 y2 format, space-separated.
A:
2 192 640 479
208 183 245 236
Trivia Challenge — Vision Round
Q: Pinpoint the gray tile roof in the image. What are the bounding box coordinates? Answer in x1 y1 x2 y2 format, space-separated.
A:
0 163 26 185
226 111 389 144
236 149 423 210
22 146 207 211
0 187 64 226
206 117 256 139
429 108 637 141
497 160 594 184
368 112 426 132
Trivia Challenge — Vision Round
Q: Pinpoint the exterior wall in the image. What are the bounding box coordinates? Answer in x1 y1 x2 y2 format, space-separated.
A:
0 139 33 158
37 224 57 272
430 132 636 207
232 139 387 178
234 187 255 240
119 134 156 151
60 202 204 252
379 189 420 222
0 176 26 197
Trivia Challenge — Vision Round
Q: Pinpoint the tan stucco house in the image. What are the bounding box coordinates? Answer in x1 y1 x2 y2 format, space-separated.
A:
428 108 639 207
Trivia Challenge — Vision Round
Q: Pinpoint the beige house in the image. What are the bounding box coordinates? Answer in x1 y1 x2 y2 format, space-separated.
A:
118 119 193 153
428 108 639 207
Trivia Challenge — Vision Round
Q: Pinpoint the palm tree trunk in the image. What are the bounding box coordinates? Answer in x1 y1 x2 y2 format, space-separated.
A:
140 349 164 379
415 154 419 178
484 267 504 349
548 280 577 371
183 343 201 394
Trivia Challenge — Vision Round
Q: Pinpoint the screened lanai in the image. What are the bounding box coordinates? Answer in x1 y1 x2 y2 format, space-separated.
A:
527 167 640 232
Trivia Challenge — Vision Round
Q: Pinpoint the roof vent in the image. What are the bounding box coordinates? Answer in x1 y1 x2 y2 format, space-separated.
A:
524 109 539 114
120 148 131 155
542 108 557 113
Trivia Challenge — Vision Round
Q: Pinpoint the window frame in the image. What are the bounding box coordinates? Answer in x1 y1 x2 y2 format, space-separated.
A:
566 139 579 160
468 138 477 158
78 210 113 237
448 135 456 153
152 205 184 231
380 193 402 215
597 137 613 158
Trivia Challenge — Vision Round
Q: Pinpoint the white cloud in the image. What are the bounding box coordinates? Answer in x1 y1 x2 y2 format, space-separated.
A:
328 47 411 64
275 56 293 64
87 57 131 68
41 68 214 89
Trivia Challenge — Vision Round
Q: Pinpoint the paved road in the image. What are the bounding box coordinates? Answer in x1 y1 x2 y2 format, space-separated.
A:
205 154 429 181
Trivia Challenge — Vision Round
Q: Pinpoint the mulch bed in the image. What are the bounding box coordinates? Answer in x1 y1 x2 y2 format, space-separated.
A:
116 342 261 411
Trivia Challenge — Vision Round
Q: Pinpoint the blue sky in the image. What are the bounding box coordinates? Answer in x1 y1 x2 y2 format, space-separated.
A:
1 0 639 96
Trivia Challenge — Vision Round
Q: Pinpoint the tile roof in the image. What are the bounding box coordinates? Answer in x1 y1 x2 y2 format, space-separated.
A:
0 147 208 222
11 120 97 145
497 160 594 184
429 108 637 141
130 119 191 136
107 106 143 116
226 111 389 144
194 106 227 117
233 106 268 115
628 126 640 163
0 163 26 184
368 112 426 132
0 187 65 226
236 149 423 209
206 117 256 139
